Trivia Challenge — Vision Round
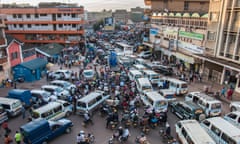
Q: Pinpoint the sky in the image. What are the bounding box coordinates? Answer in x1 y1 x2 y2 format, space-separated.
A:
1 0 147 11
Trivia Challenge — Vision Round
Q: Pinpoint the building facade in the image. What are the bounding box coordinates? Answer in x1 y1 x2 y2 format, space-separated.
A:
113 9 129 25
0 14 10 81
204 0 240 93
144 0 209 74
0 3 85 47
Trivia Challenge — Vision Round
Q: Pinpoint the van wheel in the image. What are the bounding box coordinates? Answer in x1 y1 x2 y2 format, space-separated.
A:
65 128 71 133
65 112 71 117
231 107 237 112
199 114 206 121
42 141 48 144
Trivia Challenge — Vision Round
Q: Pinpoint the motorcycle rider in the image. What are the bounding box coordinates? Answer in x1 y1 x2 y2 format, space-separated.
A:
78 131 86 144
120 126 130 141
83 110 92 126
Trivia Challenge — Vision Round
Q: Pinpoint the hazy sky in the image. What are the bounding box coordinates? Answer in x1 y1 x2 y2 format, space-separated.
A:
1 0 147 11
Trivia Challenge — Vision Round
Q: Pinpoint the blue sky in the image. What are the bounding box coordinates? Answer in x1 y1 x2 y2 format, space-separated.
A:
1 0 147 11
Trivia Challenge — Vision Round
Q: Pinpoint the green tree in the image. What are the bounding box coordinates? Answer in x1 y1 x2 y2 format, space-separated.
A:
93 19 104 31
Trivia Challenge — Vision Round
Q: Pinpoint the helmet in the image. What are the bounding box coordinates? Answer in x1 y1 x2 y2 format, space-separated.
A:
80 130 85 134
119 126 123 129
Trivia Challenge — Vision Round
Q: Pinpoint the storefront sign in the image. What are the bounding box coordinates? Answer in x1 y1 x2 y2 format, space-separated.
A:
179 31 204 41
178 41 204 54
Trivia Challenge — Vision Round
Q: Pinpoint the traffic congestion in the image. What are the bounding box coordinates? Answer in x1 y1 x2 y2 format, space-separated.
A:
1 29 240 144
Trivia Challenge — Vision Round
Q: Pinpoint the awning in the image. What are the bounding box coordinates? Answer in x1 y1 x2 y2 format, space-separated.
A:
174 52 194 64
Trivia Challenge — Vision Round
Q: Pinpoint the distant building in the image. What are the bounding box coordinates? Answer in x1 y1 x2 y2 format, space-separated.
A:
86 10 112 25
130 7 144 23
0 2 85 46
113 9 129 25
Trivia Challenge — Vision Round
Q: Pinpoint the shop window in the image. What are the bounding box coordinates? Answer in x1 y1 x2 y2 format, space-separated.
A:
11 52 18 60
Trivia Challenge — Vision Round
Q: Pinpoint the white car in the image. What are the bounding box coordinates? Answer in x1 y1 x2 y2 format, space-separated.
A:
230 101 240 112
151 61 162 66
50 80 76 91
82 69 95 80
31 89 57 103
51 70 73 80
41 85 70 100
137 51 152 59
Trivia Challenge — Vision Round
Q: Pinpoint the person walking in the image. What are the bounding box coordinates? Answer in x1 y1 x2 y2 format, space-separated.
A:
4 134 13 144
220 86 226 97
14 131 22 144
21 106 26 119
2 121 11 135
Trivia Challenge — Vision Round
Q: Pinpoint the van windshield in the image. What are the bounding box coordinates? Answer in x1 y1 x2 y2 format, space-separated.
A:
12 101 21 109
182 84 188 88
32 112 40 119
77 102 86 108
156 101 167 107
142 85 152 91
211 103 221 109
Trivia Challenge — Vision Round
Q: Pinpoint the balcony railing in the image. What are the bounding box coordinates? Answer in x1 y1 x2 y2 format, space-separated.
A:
0 57 7 64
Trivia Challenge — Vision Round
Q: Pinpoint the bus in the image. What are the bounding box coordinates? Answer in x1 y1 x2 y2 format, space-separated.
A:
115 42 133 56
176 119 216 144
201 117 240 144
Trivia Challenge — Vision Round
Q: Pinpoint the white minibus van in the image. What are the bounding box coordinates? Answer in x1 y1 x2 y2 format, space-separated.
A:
201 117 240 144
128 70 143 81
176 119 216 144
142 91 168 112
168 78 188 95
142 70 160 85
185 92 222 117
132 64 147 72
76 90 110 115
136 78 153 95
0 97 22 117
224 111 240 128
31 100 72 121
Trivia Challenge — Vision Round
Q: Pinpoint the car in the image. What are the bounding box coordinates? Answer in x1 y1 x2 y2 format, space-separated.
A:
137 51 152 59
152 65 173 76
170 101 206 121
151 61 162 66
51 70 73 80
229 101 240 112
41 85 70 100
31 89 57 103
50 80 76 91
82 69 95 80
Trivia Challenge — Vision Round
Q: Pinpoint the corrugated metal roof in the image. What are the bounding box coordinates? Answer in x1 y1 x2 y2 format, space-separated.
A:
36 43 64 56
19 58 47 70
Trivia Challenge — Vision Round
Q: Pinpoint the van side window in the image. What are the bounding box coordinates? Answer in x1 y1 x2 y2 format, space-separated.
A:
177 122 182 128
211 125 221 136
177 84 179 88
227 113 237 120
41 110 53 118
53 105 62 113
206 103 209 108
221 133 236 144
88 99 96 107
202 120 210 127
1 104 10 110
186 136 194 144
96 95 102 101
181 128 187 137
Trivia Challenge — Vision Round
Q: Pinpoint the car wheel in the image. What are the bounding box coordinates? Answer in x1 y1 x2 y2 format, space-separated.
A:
65 127 71 133
231 107 237 112
199 114 206 121
65 112 71 117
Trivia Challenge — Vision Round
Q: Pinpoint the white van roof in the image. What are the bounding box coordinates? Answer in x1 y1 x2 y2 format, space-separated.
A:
0 97 21 105
50 80 70 84
192 92 221 103
137 78 152 85
178 120 216 144
129 70 142 75
33 101 61 114
167 78 187 84
144 91 166 101
133 64 146 69
204 117 240 140
142 70 158 75
78 91 104 103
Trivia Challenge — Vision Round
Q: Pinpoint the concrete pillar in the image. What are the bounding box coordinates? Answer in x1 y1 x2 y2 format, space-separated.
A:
220 66 226 85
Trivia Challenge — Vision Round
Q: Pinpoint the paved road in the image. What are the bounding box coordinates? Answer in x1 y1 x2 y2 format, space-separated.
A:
0 64 237 144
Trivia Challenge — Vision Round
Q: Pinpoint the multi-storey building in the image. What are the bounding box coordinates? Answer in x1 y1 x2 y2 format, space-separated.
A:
0 3 85 47
113 9 129 24
0 14 9 81
130 7 144 22
144 0 209 74
204 0 240 93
